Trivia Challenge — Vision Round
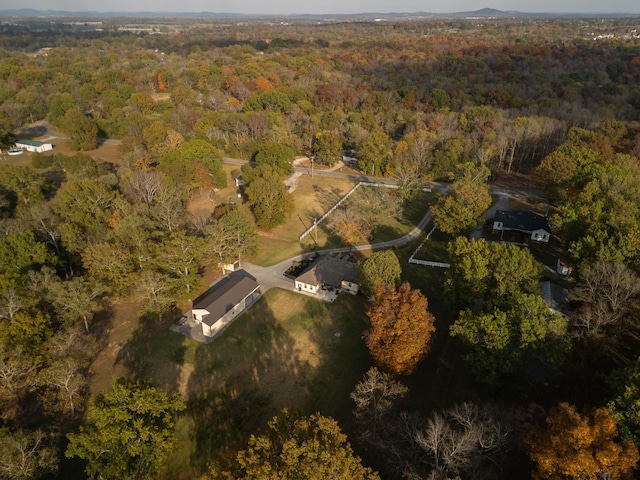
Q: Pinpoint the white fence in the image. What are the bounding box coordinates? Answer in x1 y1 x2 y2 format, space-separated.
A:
408 259 451 268
299 182 398 241
408 225 450 268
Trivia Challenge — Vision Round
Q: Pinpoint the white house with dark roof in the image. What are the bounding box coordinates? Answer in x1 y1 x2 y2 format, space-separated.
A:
190 274 260 338
294 254 359 297
492 210 551 243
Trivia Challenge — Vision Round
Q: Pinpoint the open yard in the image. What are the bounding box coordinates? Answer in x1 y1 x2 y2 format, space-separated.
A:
252 175 356 265
116 288 372 479
254 179 434 266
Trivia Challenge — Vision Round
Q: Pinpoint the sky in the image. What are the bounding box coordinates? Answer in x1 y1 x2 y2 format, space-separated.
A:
2 0 640 15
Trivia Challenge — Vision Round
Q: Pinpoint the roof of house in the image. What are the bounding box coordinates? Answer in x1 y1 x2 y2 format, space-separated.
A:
192 275 259 326
494 210 550 233
296 254 357 289
16 139 47 147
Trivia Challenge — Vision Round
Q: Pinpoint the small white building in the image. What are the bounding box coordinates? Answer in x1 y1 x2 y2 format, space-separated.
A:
15 140 53 153
190 275 260 338
556 258 573 276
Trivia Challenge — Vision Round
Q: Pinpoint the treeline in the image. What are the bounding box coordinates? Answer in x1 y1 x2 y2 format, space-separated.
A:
1 18 640 182
0 16 640 480
0 146 260 476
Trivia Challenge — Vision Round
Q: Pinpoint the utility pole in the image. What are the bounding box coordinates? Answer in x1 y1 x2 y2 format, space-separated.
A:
311 155 315 178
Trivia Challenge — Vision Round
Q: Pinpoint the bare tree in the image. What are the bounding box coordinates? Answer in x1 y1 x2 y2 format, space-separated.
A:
47 277 105 333
45 325 97 361
188 207 213 235
569 261 640 347
351 367 408 439
137 269 175 322
24 202 61 254
0 429 58 479
26 266 59 296
0 288 25 321
403 129 436 174
151 183 186 233
328 207 371 245
36 356 86 416
0 345 38 405
411 403 510 480
130 169 162 206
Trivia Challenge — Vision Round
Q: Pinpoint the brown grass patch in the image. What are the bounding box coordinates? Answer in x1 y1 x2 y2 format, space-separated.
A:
88 299 145 396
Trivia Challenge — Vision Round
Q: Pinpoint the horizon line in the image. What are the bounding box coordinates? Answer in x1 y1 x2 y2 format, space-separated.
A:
1 8 640 16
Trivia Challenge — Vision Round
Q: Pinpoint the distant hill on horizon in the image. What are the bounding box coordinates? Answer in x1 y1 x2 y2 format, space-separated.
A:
0 7 638 20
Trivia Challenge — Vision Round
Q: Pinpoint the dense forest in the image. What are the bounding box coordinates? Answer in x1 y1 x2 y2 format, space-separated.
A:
1 14 640 479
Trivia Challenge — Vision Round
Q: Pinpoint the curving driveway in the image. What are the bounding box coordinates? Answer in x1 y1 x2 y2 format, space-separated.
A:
240 209 433 294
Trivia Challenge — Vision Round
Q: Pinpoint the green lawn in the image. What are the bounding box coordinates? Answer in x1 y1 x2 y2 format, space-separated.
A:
121 289 372 479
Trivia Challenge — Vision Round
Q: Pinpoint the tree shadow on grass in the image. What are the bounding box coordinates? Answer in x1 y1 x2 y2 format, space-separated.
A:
303 294 372 424
90 301 116 347
370 223 406 244
313 184 347 212
182 293 312 475
15 124 48 139
114 305 186 393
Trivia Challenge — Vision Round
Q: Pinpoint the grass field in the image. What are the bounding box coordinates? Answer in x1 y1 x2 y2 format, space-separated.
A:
119 289 371 479
254 181 434 267
252 175 356 266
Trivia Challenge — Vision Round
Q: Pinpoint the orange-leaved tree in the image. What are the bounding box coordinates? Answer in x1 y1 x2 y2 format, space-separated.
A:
525 402 639 480
365 282 436 376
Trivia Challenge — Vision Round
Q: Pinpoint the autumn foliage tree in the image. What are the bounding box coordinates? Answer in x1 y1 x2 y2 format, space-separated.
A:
210 409 380 480
365 282 436 376
525 402 639 480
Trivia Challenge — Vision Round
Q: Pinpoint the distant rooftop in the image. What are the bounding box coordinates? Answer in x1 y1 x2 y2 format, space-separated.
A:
495 210 550 233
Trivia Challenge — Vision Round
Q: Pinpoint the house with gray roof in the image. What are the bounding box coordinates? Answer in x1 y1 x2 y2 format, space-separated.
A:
190 274 260 338
294 254 359 297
